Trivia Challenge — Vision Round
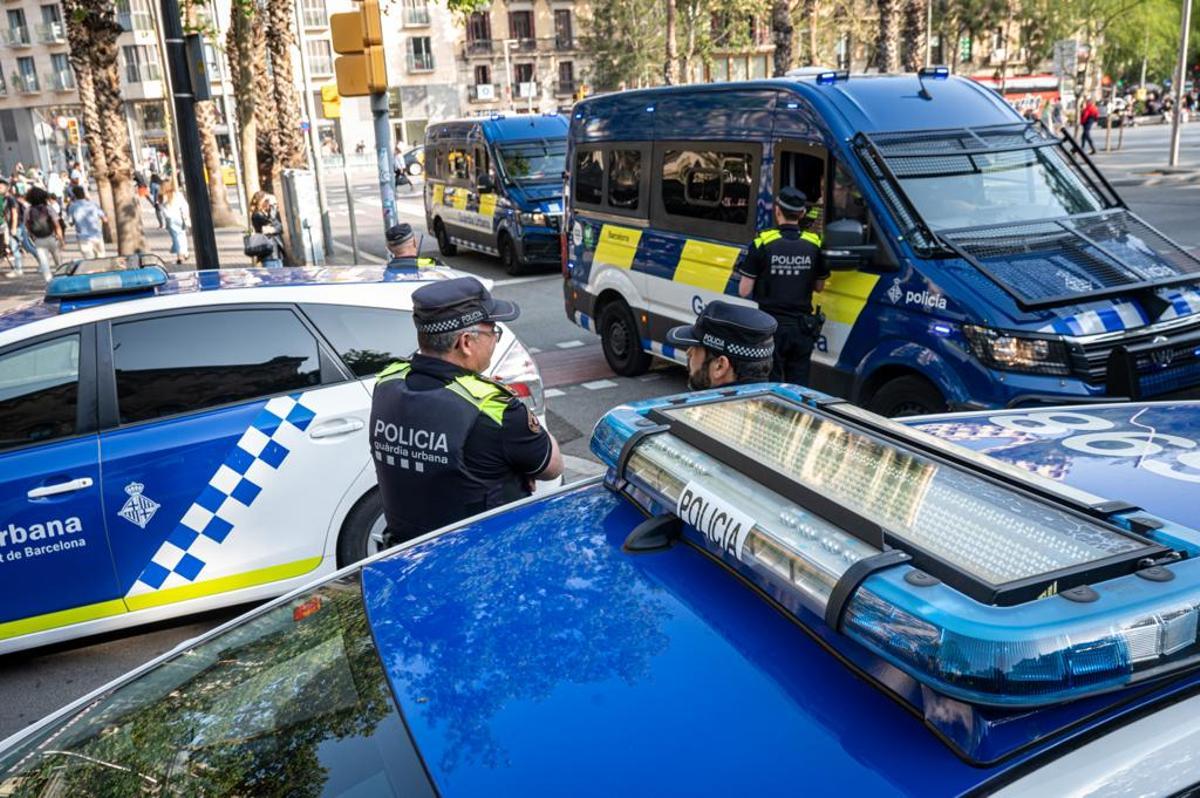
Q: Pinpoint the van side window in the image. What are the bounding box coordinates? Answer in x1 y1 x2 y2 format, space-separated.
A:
448 148 471 182
574 149 603 205
661 149 754 226
475 146 490 183
607 150 641 210
831 163 868 225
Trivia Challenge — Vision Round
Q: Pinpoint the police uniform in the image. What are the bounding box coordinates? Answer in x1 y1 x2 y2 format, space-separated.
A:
369 277 553 545
665 300 777 388
383 222 440 270
738 186 830 386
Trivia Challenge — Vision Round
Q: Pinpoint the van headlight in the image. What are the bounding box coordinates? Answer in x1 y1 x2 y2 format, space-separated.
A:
962 325 1072 376
518 212 548 227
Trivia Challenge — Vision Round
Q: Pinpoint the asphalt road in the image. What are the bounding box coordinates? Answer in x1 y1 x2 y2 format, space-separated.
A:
1 123 1197 742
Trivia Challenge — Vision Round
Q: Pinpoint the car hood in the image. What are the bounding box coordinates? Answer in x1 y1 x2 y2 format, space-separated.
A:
907 401 1200 529
505 181 563 212
361 482 995 797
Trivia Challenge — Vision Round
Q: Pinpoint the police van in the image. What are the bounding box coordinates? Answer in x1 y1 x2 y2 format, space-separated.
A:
7 385 1200 796
563 70 1200 415
425 114 567 275
0 256 548 654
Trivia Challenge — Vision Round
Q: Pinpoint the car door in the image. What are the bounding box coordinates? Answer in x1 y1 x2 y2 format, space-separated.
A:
98 305 371 614
0 326 126 641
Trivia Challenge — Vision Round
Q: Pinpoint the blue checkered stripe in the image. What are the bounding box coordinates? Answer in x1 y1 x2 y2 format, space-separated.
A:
1037 289 1200 336
130 394 316 594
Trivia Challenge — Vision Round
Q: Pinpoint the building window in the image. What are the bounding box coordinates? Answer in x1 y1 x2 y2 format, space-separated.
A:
38 4 64 43
306 39 332 75
402 0 429 26
122 44 160 83
466 12 491 53
557 61 574 95
300 0 325 28
554 10 573 50
406 36 434 72
16 56 37 92
509 10 534 49
0 68 7 97
474 64 490 85
50 52 72 89
116 0 153 32
6 10 29 46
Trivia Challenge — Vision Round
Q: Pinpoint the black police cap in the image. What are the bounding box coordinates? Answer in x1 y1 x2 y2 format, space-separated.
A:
777 186 809 213
386 223 415 245
665 300 777 361
412 276 519 334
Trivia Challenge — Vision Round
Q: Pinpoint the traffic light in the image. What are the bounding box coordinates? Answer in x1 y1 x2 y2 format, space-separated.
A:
320 84 342 119
331 0 386 97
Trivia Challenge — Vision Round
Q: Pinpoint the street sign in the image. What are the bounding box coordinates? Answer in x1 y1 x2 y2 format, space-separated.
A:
1053 39 1077 77
518 81 537 98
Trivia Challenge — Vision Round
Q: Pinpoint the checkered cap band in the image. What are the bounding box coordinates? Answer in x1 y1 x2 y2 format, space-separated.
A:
417 309 487 334
702 333 774 360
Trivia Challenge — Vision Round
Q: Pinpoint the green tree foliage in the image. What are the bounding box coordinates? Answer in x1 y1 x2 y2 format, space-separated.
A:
580 0 665 89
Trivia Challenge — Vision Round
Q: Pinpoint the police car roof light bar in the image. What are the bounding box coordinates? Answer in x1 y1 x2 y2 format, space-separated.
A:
592 385 1200 710
45 263 169 301
815 70 849 85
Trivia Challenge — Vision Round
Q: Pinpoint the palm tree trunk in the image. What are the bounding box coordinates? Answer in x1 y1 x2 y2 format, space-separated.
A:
875 0 903 72
664 0 677 84
184 1 238 227
902 0 928 72
772 0 794 76
804 0 818 64
265 0 305 184
65 56 117 244
226 2 260 199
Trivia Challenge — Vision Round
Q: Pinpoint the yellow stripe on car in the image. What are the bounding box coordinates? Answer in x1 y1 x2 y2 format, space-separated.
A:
431 184 445 206
478 193 498 219
674 239 742 293
594 224 643 270
0 598 127 641
451 190 468 211
124 556 324 612
820 271 880 325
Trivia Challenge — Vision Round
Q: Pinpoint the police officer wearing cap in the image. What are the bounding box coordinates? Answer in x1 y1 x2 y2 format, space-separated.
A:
370 276 564 545
384 223 439 270
737 186 830 386
666 300 777 390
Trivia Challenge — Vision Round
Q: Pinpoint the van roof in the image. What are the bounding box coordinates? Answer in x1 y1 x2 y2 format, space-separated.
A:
426 113 569 144
573 74 1018 138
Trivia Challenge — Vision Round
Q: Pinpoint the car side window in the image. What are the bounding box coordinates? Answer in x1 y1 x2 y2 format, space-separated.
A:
0 334 81 452
661 149 754 225
301 304 418 378
112 309 321 424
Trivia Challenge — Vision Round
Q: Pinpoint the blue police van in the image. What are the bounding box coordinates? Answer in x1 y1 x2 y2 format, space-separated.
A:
425 114 567 275
563 70 1200 415
4 386 1200 795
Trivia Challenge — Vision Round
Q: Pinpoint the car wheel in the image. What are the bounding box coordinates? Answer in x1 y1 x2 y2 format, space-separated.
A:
499 235 526 276
598 300 652 376
865 375 947 418
336 490 387 568
408 162 423 177
434 220 457 256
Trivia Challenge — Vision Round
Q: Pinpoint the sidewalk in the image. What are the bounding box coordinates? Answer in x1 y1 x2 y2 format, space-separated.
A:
0 205 261 312
1087 123 1200 187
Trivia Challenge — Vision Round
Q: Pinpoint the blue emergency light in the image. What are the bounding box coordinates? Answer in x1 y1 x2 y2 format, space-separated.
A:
592 385 1200 709
815 70 849 85
45 255 169 300
918 65 951 80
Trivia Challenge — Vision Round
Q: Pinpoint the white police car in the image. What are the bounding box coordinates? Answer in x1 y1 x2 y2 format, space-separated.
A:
0 255 548 655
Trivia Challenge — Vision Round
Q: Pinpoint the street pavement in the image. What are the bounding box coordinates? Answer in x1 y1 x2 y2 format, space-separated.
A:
0 121 1197 741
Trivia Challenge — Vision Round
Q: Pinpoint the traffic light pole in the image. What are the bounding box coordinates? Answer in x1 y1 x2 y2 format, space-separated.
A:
1168 0 1193 167
159 0 219 269
372 92 397 230
293 0 333 258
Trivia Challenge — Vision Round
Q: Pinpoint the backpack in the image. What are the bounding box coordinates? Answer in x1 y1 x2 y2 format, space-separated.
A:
27 204 53 238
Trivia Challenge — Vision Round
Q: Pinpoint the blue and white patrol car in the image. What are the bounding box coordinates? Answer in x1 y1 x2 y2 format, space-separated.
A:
564 70 1200 416
0 256 547 655
425 114 567 275
4 385 1200 796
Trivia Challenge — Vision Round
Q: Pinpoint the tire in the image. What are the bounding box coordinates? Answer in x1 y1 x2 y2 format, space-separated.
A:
434 219 457 256
865 375 948 418
598 300 652 376
336 490 387 568
499 234 526 276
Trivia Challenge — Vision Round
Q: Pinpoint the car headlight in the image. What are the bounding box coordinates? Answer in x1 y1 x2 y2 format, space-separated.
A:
962 325 1072 376
518 212 548 227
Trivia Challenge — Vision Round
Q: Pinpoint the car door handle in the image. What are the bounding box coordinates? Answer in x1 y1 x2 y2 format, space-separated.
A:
28 477 94 499
308 418 365 439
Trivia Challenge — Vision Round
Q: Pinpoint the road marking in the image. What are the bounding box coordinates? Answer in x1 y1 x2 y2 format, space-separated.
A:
527 346 543 354
556 339 586 349
544 388 566 398
493 274 559 287
582 379 618 390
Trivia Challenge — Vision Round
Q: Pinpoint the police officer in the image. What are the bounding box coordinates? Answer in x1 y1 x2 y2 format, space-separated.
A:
370 276 564 545
737 186 830 386
384 223 439 270
665 300 777 390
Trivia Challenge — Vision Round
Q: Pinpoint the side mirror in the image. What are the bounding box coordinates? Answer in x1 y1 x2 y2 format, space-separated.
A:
822 218 877 271
477 173 495 193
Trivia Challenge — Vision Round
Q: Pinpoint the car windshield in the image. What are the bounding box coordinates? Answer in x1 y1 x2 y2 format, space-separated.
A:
887 136 1106 232
497 140 566 183
0 573 432 797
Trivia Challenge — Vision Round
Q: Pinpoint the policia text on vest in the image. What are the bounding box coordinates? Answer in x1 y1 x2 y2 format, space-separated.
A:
737 187 829 387
369 277 563 546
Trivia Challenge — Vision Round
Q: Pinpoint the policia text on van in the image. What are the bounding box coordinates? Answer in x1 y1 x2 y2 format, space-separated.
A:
562 69 1200 415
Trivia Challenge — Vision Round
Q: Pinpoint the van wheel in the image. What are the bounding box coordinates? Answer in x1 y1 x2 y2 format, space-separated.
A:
336 490 387 568
866 375 947 418
499 235 526 276
434 220 457 256
599 301 651 376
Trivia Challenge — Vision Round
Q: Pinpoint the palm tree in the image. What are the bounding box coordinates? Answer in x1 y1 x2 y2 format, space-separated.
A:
63 57 116 245
664 0 678 84
226 0 261 198
771 0 795 75
264 0 305 185
875 0 903 72
902 0 928 71
63 0 143 254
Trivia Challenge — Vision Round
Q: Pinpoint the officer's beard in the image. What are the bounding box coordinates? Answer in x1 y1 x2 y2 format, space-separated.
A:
687 354 715 391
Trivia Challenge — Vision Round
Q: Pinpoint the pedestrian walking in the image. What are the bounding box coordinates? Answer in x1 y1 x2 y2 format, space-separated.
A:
369 276 564 546
66 185 107 260
46 170 65 204
24 186 64 282
5 180 34 277
737 186 829 386
1079 98 1100 154
159 179 189 265
666 300 777 390
249 191 285 268
148 170 164 228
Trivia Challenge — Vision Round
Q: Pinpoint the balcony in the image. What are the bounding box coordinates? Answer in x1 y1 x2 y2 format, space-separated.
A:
556 78 575 96
468 83 496 102
555 35 574 51
125 62 162 84
46 69 75 90
35 21 65 43
463 39 495 57
3 25 30 46
406 52 435 73
403 5 430 26
301 8 326 28
14 73 38 93
513 37 536 52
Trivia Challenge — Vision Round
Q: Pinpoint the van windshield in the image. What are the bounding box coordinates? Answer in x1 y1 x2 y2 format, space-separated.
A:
883 134 1105 232
498 140 566 183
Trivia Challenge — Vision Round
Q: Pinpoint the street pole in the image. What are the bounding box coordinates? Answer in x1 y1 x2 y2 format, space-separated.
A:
371 92 397 229
504 39 515 112
159 0 219 269
292 1 334 257
1169 0 1193 167
335 117 359 263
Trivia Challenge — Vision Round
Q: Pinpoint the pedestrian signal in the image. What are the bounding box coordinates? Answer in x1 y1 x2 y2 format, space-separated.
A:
320 84 342 119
